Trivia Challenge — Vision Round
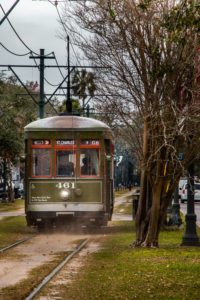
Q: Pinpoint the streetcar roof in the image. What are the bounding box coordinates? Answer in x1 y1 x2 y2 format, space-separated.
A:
24 115 111 132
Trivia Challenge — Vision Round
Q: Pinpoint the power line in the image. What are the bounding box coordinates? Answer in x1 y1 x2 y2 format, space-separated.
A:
0 4 39 56
54 3 82 66
29 51 64 92
53 52 68 96
44 76 60 87
0 0 20 26
30 49 55 118
0 4 52 57
53 52 65 79
53 2 84 105
1 2 68 93
0 42 30 57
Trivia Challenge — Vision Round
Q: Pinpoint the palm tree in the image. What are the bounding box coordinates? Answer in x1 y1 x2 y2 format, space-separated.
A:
71 69 96 113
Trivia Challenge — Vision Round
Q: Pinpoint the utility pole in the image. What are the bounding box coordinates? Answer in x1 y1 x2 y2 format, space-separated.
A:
40 49 45 119
30 49 55 118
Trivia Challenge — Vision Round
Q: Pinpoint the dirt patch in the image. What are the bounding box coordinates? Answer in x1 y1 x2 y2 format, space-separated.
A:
37 241 102 300
0 191 132 293
0 233 91 288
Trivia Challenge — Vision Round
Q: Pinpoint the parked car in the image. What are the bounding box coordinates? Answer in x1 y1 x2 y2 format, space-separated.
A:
178 178 187 199
180 182 200 203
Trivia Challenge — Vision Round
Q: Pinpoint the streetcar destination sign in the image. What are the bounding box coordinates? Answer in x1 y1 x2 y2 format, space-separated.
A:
81 140 100 145
32 139 51 145
56 140 75 145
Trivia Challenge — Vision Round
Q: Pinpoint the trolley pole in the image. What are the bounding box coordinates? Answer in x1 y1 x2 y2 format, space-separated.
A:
66 36 72 113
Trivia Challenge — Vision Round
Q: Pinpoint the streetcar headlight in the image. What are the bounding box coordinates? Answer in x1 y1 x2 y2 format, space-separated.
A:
60 189 70 200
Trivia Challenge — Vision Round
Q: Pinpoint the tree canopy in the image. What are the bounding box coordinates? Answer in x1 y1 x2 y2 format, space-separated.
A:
0 74 39 200
0 75 38 161
61 0 200 246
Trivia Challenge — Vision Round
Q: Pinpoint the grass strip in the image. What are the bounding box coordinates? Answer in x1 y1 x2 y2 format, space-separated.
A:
0 216 35 249
0 199 24 212
56 222 200 300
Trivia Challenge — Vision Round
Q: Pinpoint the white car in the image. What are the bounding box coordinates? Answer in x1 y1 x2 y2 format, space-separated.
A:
178 178 187 199
180 182 200 203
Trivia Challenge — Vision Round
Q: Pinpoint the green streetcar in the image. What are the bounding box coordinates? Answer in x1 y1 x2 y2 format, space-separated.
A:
24 115 114 230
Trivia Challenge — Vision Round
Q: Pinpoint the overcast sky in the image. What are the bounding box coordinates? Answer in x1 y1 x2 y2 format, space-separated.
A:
0 0 71 96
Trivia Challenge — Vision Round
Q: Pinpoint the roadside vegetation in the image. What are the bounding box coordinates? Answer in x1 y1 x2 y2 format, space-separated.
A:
1 193 200 299
0 199 24 212
1 218 200 300
114 192 133 215
61 0 200 247
55 222 200 300
114 189 130 198
0 216 35 249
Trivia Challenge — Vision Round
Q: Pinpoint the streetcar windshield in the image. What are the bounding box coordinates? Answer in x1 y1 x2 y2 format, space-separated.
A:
56 150 75 177
32 149 51 176
80 149 99 176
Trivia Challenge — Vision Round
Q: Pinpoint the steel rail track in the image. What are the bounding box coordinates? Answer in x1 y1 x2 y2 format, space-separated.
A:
25 238 89 300
0 236 35 253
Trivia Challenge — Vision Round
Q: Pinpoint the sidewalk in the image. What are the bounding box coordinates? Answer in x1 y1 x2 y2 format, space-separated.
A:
112 190 133 221
113 191 200 229
0 208 25 220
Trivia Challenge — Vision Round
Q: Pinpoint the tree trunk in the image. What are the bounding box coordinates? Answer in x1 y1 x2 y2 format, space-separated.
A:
134 117 150 246
134 167 149 245
142 179 163 247
7 159 14 202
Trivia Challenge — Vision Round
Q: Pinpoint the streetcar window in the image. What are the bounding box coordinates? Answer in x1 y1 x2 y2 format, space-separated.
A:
56 150 75 177
32 149 51 176
80 149 99 176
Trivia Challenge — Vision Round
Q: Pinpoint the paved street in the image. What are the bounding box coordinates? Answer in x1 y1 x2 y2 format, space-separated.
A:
180 203 200 227
112 191 200 228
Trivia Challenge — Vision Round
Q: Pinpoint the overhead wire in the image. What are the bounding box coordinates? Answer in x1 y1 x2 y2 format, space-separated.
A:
53 2 84 101
37 0 70 97
0 1 67 110
46 1 76 97
51 1 80 147
0 4 53 56
53 52 68 95
0 20 59 112
54 2 82 66
30 56 63 111
29 51 63 89
44 76 61 87
0 42 30 57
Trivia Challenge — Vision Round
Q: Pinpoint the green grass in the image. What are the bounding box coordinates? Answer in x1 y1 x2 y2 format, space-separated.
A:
114 190 133 215
114 189 130 197
0 199 24 212
114 202 132 215
0 199 31 248
0 216 35 249
1 192 200 299
55 222 200 300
